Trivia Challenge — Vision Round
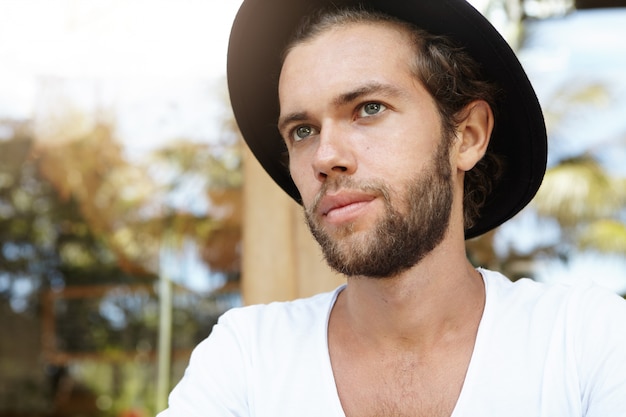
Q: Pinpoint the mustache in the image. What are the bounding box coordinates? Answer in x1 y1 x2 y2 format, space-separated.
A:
307 176 391 217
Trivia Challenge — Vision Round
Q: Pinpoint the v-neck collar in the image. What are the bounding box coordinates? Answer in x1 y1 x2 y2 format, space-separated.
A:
320 270 491 417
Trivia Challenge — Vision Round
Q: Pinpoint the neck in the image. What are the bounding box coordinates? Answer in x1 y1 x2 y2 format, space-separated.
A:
333 240 485 353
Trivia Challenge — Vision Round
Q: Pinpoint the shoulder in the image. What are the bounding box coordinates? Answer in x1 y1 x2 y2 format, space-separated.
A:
478 267 626 353
202 286 345 387
217 285 344 337
479 268 626 363
464 270 626 414
480 267 626 319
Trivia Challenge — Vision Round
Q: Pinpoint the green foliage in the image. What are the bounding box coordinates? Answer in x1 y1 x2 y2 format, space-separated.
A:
535 157 621 226
579 219 626 253
0 117 243 415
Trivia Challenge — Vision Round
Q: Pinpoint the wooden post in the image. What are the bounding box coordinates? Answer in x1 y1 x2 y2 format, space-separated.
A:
242 148 345 305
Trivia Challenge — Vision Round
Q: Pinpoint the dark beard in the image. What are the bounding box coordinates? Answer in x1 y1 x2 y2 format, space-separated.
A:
304 139 453 278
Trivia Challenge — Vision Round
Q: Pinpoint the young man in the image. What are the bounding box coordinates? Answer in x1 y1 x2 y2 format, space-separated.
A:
158 1 626 416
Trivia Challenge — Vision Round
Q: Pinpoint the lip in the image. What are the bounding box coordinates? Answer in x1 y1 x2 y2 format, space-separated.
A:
317 191 376 224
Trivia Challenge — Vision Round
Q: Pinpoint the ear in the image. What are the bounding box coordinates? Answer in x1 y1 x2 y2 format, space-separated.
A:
455 100 494 172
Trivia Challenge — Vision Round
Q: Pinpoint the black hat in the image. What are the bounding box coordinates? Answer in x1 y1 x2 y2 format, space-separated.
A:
227 0 547 239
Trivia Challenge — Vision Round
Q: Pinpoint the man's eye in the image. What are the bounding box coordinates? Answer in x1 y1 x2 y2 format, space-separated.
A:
358 102 387 117
292 125 317 142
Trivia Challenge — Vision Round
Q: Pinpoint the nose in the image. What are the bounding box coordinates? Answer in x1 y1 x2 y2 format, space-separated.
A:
312 123 356 182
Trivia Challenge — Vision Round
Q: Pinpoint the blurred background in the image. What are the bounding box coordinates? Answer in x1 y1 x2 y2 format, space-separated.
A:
0 0 625 416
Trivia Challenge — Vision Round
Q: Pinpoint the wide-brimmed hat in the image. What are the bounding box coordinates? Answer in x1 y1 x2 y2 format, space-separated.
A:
227 0 547 239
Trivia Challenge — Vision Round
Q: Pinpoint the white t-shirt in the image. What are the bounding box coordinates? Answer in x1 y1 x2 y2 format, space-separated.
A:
159 269 626 416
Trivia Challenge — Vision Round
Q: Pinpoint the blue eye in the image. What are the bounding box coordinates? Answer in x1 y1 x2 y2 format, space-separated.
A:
292 125 317 142
359 102 386 117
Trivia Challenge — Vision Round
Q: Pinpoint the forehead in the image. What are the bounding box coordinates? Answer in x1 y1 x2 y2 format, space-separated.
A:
279 22 416 97
285 20 413 64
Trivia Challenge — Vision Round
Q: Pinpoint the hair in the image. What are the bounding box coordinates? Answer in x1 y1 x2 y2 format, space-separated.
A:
282 6 504 231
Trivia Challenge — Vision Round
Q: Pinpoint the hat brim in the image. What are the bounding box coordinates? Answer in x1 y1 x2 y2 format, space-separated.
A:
227 0 547 239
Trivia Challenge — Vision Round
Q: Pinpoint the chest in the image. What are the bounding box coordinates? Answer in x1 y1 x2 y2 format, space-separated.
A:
330 342 473 417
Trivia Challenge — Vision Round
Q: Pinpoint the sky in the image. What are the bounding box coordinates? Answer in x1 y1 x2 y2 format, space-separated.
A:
519 8 626 176
0 0 243 155
0 1 238 80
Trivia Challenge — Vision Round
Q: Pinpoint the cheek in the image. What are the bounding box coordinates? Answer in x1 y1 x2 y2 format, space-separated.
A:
288 154 316 202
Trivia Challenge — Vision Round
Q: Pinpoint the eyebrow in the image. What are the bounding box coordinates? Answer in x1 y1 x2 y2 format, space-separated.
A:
333 82 406 107
277 111 309 137
277 81 406 135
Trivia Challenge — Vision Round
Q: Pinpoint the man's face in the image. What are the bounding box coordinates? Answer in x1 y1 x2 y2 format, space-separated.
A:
278 22 454 277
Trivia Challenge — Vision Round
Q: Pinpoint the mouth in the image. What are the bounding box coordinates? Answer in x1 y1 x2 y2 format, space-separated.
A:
316 191 376 225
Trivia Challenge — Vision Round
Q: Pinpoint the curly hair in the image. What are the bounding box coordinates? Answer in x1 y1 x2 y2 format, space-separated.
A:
283 6 504 230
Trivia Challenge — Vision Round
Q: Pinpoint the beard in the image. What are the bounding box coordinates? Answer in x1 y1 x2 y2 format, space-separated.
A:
304 138 453 278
